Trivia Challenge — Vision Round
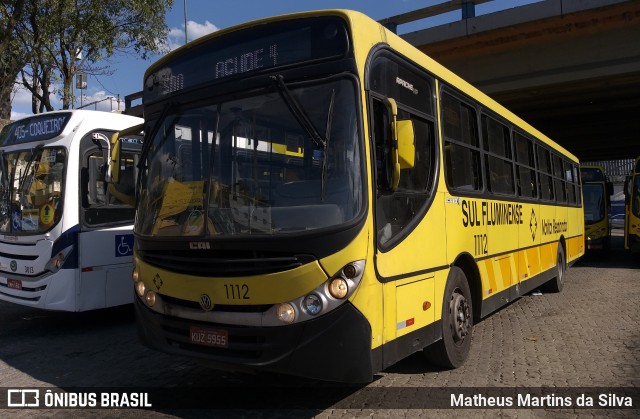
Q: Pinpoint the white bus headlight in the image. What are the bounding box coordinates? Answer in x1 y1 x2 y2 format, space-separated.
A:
45 246 73 273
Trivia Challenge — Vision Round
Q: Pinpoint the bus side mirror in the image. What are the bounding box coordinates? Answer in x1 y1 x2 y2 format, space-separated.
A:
108 131 122 184
386 98 415 191
396 119 415 169
606 181 613 198
108 124 143 184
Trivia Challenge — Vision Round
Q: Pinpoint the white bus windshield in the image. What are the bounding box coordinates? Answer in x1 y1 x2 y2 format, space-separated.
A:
0 147 65 234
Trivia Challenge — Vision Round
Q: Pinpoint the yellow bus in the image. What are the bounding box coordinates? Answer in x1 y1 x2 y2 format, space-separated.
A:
624 156 640 252
580 165 612 250
117 10 584 382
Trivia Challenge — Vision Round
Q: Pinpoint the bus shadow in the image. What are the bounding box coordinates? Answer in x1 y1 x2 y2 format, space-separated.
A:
382 351 444 375
575 233 640 269
0 301 365 417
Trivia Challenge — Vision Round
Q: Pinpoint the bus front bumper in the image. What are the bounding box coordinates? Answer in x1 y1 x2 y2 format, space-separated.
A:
135 297 373 383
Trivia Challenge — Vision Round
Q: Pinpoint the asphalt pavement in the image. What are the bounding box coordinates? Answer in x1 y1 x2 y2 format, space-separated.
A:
0 232 638 418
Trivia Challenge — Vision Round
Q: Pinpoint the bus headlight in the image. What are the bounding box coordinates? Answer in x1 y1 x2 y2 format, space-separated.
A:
45 246 73 273
145 290 156 306
302 294 323 315
132 266 139 282
328 278 348 299
277 303 296 324
135 280 146 297
265 260 365 326
342 263 358 279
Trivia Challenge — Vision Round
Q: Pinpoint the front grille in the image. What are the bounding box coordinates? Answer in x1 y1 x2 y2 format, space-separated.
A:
0 252 39 260
162 294 271 313
0 288 41 302
138 249 316 277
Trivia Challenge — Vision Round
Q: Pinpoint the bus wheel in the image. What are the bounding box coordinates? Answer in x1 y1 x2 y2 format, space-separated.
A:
543 243 565 293
424 267 472 369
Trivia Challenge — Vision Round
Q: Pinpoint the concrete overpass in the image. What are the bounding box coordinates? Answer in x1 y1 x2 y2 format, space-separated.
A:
383 0 640 162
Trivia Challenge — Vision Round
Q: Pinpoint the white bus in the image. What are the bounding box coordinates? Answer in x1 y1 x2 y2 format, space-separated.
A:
0 110 143 311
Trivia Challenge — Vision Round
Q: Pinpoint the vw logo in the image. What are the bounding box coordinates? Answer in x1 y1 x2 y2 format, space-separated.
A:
199 294 214 311
10 260 17 272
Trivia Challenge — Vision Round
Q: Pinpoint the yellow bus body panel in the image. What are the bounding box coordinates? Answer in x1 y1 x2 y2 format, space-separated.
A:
136 255 327 305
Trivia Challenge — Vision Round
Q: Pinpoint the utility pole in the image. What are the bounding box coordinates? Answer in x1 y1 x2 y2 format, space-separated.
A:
184 0 188 44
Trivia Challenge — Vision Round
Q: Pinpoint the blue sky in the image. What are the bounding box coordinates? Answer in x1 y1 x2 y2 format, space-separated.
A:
10 0 539 120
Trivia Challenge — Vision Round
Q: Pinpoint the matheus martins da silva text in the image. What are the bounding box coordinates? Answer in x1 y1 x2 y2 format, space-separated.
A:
451 393 633 407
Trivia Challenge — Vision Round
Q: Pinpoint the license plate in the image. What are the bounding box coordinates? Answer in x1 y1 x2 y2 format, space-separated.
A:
189 326 228 348
7 279 22 290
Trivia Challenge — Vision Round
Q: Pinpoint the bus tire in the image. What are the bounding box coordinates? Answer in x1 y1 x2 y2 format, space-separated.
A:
424 266 473 369
543 242 565 293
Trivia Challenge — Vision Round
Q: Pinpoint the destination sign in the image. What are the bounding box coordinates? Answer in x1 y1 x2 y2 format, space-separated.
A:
144 16 350 103
1 113 71 146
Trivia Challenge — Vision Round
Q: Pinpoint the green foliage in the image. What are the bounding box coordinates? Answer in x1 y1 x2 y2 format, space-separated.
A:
0 1 28 119
2 0 174 114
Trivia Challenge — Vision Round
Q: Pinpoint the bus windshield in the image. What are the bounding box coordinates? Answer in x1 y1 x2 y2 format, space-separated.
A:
136 77 363 237
632 175 640 218
583 183 605 223
0 147 66 234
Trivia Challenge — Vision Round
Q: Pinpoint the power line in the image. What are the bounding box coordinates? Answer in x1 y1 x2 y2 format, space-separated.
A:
92 74 120 98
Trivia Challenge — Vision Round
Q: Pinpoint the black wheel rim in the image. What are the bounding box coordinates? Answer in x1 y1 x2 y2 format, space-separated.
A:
449 288 470 345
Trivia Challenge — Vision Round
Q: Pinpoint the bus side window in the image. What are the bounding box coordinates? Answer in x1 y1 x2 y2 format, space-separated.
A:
372 98 436 245
552 153 567 203
82 149 135 226
536 146 554 201
482 114 514 195
514 132 537 199
372 99 392 192
80 167 90 208
442 92 482 191
110 151 137 201
369 52 437 246
85 153 107 206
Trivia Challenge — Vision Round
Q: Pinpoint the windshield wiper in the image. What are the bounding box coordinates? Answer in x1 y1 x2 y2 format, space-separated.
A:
0 152 10 226
272 75 338 202
0 151 8 191
321 89 336 201
138 102 176 171
17 145 43 200
271 75 326 149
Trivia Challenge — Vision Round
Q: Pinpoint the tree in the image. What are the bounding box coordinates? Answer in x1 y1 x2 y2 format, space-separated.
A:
7 0 174 116
17 0 56 113
0 1 27 125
